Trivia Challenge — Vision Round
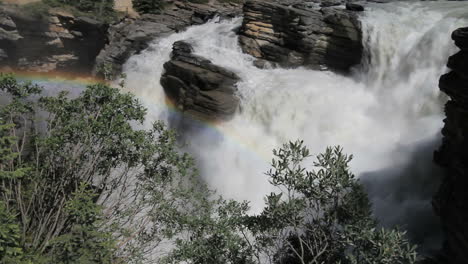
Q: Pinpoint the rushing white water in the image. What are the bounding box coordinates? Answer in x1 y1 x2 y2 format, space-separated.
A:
123 1 468 250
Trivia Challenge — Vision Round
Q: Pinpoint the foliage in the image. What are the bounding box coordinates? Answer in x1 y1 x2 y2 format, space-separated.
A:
19 2 52 19
345 226 417 264
132 0 224 14
132 0 164 14
163 141 418 264
47 183 116 264
0 202 23 263
0 74 200 263
253 143 372 263
43 0 114 16
20 0 117 23
0 74 418 263
161 198 256 264
95 62 127 86
0 75 41 264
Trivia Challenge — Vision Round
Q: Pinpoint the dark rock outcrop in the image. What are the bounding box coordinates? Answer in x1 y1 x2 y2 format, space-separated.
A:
160 41 240 121
433 26 468 264
452 27 468 50
346 3 365 11
238 0 363 72
0 7 107 73
94 1 242 77
321 0 343 8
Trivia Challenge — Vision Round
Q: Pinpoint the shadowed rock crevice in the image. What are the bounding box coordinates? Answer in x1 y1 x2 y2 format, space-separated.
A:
160 41 240 121
0 7 107 73
433 26 468 264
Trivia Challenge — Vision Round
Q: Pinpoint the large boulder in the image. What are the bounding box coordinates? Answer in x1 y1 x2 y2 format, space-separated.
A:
452 27 468 50
94 1 242 78
0 7 107 73
238 0 363 72
433 26 468 264
160 41 240 121
346 3 365 11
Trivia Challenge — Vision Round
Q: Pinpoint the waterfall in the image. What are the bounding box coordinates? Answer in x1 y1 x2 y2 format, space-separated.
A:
122 1 468 251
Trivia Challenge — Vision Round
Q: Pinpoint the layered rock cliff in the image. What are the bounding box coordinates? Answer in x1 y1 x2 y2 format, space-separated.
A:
238 0 363 72
0 7 107 73
0 1 242 76
160 41 240 121
433 27 468 264
1 0 364 76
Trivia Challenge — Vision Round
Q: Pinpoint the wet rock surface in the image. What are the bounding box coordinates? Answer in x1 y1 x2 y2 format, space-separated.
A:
160 41 240 121
94 1 242 77
452 27 468 50
346 2 365 11
434 26 468 264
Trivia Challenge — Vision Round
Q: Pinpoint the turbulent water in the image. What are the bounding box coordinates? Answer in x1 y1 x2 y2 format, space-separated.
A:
122 1 468 251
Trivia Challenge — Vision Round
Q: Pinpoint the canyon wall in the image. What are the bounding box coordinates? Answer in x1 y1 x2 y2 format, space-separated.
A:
0 7 107 73
434 27 468 264
238 0 363 72
0 0 364 76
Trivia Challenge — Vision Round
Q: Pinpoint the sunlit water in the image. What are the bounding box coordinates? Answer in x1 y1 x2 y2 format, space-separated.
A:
121 1 468 251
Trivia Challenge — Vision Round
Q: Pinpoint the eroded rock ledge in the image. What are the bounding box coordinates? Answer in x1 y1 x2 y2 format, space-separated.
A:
238 0 363 72
160 41 240 121
433 27 468 264
0 7 107 73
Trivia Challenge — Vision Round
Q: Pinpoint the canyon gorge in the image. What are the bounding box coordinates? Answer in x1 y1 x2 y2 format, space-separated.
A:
1 0 468 262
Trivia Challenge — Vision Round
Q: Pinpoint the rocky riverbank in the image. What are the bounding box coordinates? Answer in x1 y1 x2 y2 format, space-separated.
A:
434 27 468 264
1 0 368 76
94 1 242 78
0 0 242 75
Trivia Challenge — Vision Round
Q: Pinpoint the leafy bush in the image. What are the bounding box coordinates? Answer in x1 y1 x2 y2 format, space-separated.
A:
162 141 418 264
47 183 115 264
0 75 418 263
0 202 23 263
37 0 117 22
132 0 164 14
0 75 200 262
19 2 52 19
44 0 114 14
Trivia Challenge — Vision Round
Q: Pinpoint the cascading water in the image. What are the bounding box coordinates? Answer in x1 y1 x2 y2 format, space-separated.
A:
123 1 468 251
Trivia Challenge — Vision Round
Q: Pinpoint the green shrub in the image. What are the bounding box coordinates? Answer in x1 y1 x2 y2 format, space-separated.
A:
20 2 51 19
0 75 419 263
132 0 164 14
0 74 200 262
163 141 418 264
44 0 114 14
0 202 23 263
47 183 116 264
38 0 117 22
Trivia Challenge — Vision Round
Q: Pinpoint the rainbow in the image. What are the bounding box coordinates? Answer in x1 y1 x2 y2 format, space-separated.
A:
2 70 273 164
164 97 273 163
3 70 105 86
